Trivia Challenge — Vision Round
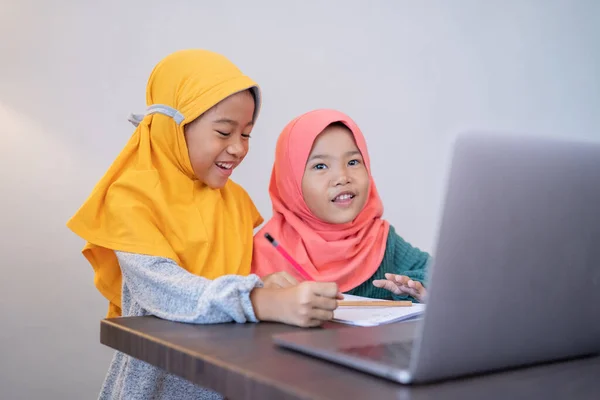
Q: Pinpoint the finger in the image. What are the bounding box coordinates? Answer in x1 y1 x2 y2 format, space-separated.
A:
372 279 403 295
263 279 281 289
404 281 425 297
312 295 339 311
269 276 289 289
385 273 410 285
397 286 420 298
407 280 423 291
401 285 426 302
294 315 322 328
395 275 412 285
336 292 345 300
380 280 420 297
273 277 294 288
309 282 339 298
280 272 299 286
305 318 326 328
309 308 335 322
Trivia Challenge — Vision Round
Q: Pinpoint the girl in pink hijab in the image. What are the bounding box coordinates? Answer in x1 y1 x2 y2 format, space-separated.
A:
252 109 431 303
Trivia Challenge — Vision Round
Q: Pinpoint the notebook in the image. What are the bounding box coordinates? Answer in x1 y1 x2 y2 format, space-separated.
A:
333 294 426 327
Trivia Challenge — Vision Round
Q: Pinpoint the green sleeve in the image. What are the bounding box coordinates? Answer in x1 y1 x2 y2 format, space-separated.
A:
345 225 432 302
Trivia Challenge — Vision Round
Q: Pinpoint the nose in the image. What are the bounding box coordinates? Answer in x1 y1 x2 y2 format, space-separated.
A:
226 138 246 159
332 168 351 186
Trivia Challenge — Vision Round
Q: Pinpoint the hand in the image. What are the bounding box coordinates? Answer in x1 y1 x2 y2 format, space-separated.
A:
262 271 298 289
372 273 427 303
250 281 343 327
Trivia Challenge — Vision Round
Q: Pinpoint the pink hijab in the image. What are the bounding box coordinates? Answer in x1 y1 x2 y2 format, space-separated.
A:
252 109 390 291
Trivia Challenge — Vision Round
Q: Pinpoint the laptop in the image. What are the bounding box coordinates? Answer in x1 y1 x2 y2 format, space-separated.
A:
273 132 600 384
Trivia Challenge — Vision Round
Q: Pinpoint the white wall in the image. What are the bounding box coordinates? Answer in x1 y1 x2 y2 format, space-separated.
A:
1 1 598 398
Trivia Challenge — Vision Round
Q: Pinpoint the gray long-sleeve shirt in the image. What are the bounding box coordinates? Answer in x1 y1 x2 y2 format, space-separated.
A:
98 251 263 400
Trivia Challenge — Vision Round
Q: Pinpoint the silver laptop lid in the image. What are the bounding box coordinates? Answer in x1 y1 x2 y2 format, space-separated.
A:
410 133 600 383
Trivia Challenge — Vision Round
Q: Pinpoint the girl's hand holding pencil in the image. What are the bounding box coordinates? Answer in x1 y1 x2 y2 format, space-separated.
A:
254 232 345 327
251 281 343 327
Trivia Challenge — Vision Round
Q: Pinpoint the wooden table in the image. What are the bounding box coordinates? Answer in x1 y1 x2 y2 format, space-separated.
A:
100 316 600 400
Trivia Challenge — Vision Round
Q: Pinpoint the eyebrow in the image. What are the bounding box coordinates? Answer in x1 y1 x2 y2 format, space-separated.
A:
213 118 253 127
308 150 361 162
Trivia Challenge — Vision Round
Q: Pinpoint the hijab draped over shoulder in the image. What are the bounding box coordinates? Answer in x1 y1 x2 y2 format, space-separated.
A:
67 49 263 317
251 109 389 292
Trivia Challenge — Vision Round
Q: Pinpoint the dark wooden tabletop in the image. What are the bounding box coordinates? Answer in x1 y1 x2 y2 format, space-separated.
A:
100 316 600 400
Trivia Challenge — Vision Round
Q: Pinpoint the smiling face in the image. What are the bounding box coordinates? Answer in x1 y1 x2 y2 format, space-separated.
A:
184 89 256 188
301 122 370 224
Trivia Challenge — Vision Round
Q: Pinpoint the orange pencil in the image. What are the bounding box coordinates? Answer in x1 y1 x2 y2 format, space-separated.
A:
338 300 412 307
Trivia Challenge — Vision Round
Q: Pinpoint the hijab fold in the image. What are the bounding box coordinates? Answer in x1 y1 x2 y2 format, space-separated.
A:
252 109 389 292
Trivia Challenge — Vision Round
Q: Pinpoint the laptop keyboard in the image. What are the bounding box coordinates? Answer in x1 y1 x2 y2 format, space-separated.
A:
338 341 414 369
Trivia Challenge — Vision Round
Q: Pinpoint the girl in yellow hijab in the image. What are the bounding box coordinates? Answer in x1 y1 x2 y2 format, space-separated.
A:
67 49 339 400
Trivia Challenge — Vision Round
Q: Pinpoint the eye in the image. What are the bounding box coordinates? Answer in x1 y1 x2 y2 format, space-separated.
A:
312 163 327 170
348 159 361 166
216 130 230 137
241 133 252 139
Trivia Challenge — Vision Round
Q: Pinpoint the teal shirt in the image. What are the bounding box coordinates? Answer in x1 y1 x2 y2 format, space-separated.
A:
345 225 431 302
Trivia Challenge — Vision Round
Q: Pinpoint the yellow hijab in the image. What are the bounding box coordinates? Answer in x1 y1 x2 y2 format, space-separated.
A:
67 49 263 318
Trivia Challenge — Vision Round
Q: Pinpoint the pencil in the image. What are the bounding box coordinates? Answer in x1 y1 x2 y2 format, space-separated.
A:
264 233 314 281
337 300 412 307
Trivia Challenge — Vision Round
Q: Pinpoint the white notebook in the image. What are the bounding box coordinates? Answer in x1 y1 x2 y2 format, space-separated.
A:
333 294 426 327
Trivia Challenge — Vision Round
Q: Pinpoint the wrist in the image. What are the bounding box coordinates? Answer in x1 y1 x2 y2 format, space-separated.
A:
250 287 276 322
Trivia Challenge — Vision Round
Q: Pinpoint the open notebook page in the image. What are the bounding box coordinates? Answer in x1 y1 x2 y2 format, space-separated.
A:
333 294 426 327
